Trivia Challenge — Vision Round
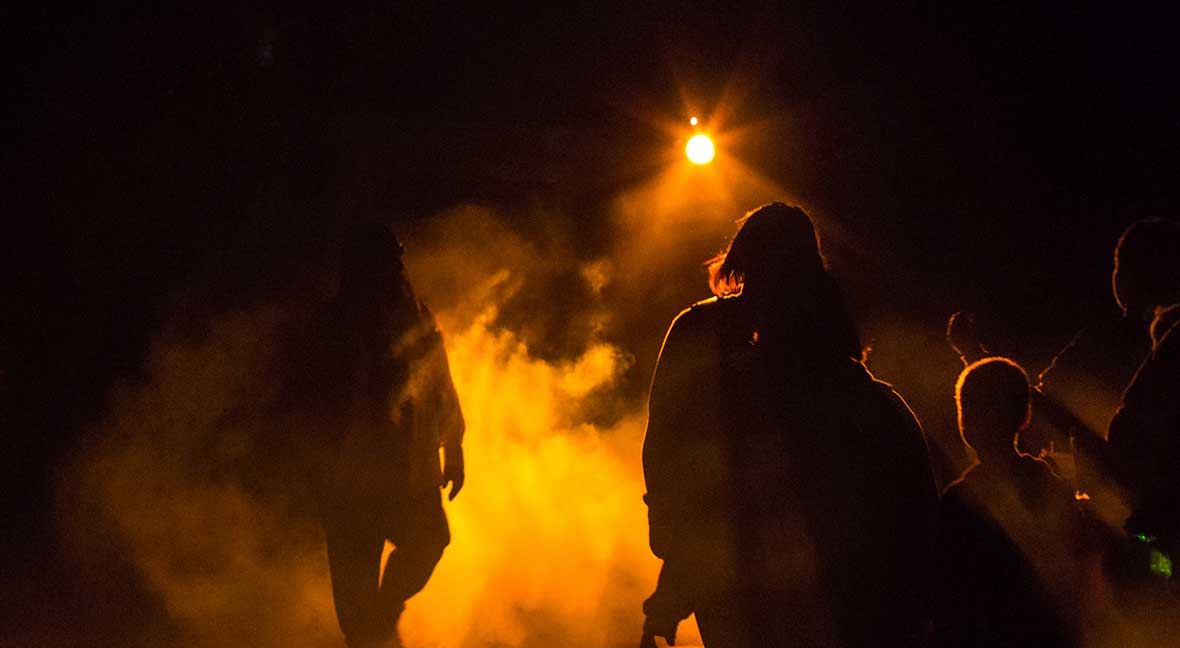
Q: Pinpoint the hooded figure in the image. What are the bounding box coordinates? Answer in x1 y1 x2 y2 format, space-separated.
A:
312 222 465 648
640 203 937 648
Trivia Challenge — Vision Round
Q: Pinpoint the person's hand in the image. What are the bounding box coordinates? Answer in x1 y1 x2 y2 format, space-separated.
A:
641 615 677 647
639 631 675 647
442 446 465 501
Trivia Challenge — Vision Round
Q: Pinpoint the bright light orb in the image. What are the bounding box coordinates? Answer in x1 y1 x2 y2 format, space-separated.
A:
685 134 715 165
689 116 699 126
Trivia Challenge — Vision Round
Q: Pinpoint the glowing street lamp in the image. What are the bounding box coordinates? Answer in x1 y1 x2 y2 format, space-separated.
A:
685 133 715 165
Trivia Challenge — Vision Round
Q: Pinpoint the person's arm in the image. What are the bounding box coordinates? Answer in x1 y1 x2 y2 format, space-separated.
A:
1107 351 1158 501
639 561 695 647
642 307 697 560
422 306 466 501
435 341 465 451
1108 323 1180 510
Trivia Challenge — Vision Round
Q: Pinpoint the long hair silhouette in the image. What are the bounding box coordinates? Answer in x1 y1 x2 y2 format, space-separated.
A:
707 202 862 362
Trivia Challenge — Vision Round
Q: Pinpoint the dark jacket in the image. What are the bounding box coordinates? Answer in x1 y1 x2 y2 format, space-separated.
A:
312 296 464 501
1109 303 1180 535
643 295 937 646
933 457 1087 648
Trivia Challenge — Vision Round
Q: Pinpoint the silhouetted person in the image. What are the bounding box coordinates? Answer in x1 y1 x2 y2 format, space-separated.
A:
946 309 1078 479
1028 294 1144 531
640 203 937 648
947 310 992 366
1037 316 1148 448
925 309 996 487
312 223 465 648
933 357 1088 647
1106 219 1180 553
1034 224 1158 503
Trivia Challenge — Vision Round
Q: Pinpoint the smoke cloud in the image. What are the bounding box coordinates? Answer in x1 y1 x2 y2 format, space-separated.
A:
59 195 1175 646
55 197 1180 648
59 203 705 647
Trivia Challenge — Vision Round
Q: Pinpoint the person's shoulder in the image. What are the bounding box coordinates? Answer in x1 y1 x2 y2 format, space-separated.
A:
665 296 733 334
859 365 925 430
1013 454 1078 510
937 477 979 532
677 294 728 319
656 296 734 361
1025 454 1074 493
865 368 903 402
1151 303 1180 348
938 469 1003 535
940 468 972 500
1016 452 1059 474
942 464 1004 508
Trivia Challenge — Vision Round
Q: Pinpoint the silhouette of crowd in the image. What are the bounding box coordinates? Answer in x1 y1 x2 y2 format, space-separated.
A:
638 204 1180 647
305 208 1180 647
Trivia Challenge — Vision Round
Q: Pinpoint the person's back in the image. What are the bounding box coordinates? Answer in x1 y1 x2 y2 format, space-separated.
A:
933 357 1087 647
642 297 734 563
1105 219 1180 517
641 203 936 648
779 359 936 648
644 293 837 647
1098 303 1180 641
311 222 465 648
317 294 460 500
1110 304 1180 544
935 462 1076 647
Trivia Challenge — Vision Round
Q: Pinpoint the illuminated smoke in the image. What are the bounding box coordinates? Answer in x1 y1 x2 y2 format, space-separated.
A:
397 307 654 646
401 204 700 646
58 204 705 647
59 303 340 646
59 198 1180 648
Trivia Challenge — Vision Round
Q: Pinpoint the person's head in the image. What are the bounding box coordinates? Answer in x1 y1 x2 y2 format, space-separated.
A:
708 202 861 359
956 357 1031 464
709 202 827 299
946 310 990 365
338 221 411 303
1112 218 1180 321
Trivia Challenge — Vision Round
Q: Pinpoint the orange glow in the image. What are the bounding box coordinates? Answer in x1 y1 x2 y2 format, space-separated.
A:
685 134 715 164
397 209 706 645
398 310 665 645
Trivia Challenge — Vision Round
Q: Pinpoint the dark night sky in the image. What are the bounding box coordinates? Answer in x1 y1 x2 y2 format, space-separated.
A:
4 1 1180 635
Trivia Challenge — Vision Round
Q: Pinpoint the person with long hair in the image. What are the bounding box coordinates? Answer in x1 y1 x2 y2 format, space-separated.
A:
640 203 936 647
312 222 465 648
